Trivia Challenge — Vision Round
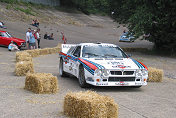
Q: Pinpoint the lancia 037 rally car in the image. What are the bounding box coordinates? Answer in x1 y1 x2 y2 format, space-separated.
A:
59 43 148 88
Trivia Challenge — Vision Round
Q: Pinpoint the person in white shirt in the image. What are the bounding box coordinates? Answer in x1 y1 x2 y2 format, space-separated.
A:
0 21 7 29
8 41 19 51
26 28 31 49
35 28 41 48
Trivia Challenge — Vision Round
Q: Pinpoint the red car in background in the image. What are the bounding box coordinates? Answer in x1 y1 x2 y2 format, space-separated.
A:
0 30 26 49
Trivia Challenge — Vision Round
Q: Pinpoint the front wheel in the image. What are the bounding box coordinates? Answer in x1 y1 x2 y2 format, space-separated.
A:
59 58 67 77
78 66 88 88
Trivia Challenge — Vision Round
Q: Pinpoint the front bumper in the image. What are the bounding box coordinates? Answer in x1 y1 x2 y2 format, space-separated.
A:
87 80 147 86
20 42 26 47
85 70 148 86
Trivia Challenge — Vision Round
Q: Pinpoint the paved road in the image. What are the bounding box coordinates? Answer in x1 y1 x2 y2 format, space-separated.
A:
0 48 176 118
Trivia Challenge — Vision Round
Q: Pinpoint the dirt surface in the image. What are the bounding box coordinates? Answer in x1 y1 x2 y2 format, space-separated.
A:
0 3 176 118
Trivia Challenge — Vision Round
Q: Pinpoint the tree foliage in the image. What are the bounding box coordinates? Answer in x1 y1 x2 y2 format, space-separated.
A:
60 0 176 52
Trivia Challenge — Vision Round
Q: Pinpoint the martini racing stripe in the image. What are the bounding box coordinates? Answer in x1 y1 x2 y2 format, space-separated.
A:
131 58 145 69
78 58 98 71
78 60 94 75
82 58 105 70
137 61 148 70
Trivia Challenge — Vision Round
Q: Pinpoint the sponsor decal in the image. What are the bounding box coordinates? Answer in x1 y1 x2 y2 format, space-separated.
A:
115 81 128 85
110 61 131 68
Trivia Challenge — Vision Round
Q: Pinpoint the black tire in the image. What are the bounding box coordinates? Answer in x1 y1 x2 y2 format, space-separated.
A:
132 86 142 88
59 58 67 77
78 65 88 88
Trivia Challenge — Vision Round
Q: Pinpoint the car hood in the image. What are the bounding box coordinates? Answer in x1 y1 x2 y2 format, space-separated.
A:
11 37 25 43
84 58 139 70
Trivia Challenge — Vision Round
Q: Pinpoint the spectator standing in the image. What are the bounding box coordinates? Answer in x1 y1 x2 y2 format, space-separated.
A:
61 32 67 44
26 28 31 49
34 28 41 48
29 30 36 49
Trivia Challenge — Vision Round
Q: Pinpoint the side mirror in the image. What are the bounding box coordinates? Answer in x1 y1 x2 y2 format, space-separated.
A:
128 54 132 57
74 53 80 57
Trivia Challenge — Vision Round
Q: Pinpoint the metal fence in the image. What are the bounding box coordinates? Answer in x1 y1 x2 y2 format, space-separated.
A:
20 0 60 6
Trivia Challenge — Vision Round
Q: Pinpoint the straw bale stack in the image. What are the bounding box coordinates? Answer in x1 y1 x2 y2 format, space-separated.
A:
15 61 34 76
25 49 40 57
16 52 32 62
57 43 62 48
25 73 58 94
64 91 118 118
148 67 163 82
38 48 50 55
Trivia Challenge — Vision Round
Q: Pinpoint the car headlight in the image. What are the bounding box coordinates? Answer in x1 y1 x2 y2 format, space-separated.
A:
136 69 142 76
142 69 148 76
102 69 110 77
94 69 110 77
94 69 101 76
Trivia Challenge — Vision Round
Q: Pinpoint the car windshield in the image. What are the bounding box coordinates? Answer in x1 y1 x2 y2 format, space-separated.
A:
82 45 127 58
6 32 12 38
0 32 12 38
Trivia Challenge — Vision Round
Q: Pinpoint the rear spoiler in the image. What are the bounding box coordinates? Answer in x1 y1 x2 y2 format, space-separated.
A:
61 44 76 54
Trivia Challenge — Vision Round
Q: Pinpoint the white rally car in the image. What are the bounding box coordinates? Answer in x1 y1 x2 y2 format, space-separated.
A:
59 43 148 88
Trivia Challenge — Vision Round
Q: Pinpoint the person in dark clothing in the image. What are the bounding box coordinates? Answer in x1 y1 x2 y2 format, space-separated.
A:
44 32 48 39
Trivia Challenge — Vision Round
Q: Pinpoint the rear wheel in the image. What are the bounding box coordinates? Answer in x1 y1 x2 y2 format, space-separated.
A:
59 58 67 77
78 66 88 88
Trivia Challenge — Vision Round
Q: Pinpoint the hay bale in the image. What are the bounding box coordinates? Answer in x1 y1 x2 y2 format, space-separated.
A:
16 51 32 62
48 47 61 54
15 61 34 76
148 67 163 82
39 48 50 55
25 73 58 94
25 49 40 57
57 43 62 48
64 91 118 118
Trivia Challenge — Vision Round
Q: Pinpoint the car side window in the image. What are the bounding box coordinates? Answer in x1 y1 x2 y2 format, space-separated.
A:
0 32 3 37
67 46 75 54
73 46 81 57
0 32 7 37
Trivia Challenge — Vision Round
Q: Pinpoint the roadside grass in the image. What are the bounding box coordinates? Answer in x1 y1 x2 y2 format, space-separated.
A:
14 7 35 16
3 1 51 16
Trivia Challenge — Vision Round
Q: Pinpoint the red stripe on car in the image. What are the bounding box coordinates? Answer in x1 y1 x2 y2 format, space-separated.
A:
137 61 148 70
78 58 98 70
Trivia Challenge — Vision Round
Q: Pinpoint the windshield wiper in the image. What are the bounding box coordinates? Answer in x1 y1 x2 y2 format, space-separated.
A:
84 53 102 57
103 54 119 58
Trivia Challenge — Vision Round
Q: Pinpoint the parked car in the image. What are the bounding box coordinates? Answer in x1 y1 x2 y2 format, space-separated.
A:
59 43 148 88
0 30 26 48
119 32 135 42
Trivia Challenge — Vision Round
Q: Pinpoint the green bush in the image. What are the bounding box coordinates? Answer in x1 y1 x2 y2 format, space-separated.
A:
0 0 17 4
15 7 35 16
